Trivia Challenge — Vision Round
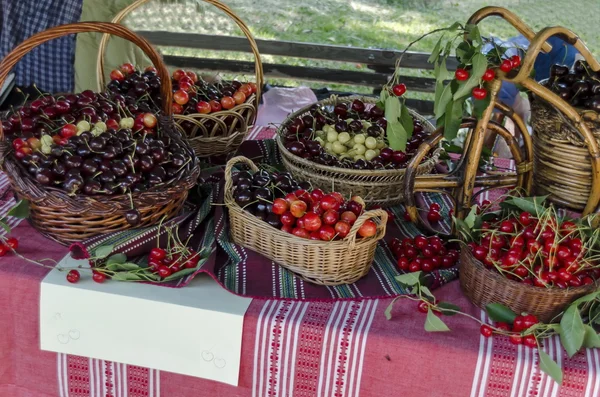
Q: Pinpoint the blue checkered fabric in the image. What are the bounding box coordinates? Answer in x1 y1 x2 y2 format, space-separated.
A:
0 0 83 93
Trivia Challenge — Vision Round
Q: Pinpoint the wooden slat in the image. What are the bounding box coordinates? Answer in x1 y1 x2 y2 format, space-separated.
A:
137 31 458 70
163 55 437 92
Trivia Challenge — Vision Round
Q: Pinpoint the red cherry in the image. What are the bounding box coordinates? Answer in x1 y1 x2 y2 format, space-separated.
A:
66 270 80 283
482 68 495 82
110 69 125 81
149 247 166 261
417 301 429 313
292 227 310 239
569 238 583 253
392 83 407 97
496 322 511 332
272 198 289 215
500 59 513 72
397 257 409 270
173 90 189 105
414 235 428 249
0 245 8 257
480 324 493 338
318 225 336 241
455 68 469 81
120 63 135 74
429 203 441 212
403 210 412 222
334 221 351 238
472 87 487 100
196 101 211 114
310 189 325 203
427 210 441 223
582 276 594 285
158 265 172 278
5 237 18 251
209 100 222 112
172 69 187 80
513 316 525 332
303 212 322 232
358 220 377 238
221 96 236 110
523 334 537 348
509 335 523 345
522 314 538 330
510 55 521 68
280 211 296 226
404 246 418 259
60 124 78 138
519 212 532 226
142 113 157 129
92 272 106 283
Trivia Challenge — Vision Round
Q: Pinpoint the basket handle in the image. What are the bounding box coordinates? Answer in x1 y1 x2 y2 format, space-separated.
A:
0 22 173 140
97 0 264 113
224 155 260 194
344 208 388 249
466 7 553 54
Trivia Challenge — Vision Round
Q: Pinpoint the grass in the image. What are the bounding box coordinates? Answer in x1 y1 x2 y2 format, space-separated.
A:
123 0 600 98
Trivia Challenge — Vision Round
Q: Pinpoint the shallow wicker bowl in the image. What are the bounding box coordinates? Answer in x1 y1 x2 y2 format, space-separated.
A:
224 156 388 286
530 92 600 211
0 22 200 245
459 247 598 322
277 95 439 207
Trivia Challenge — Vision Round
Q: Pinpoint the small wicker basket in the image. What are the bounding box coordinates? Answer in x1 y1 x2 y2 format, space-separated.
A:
459 247 598 322
98 0 264 158
277 95 439 207
224 156 388 285
530 95 600 211
0 22 200 245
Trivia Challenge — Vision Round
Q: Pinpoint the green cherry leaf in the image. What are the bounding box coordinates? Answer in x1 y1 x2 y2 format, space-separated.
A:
94 244 115 259
394 271 422 286
425 308 450 332
106 253 127 265
453 52 487 100
485 303 518 324
437 302 461 316
110 272 143 281
384 297 401 320
559 304 585 358
386 121 408 152
7 200 29 219
538 349 563 385
463 205 479 229
419 286 436 302
434 82 453 121
400 105 415 138
582 325 600 348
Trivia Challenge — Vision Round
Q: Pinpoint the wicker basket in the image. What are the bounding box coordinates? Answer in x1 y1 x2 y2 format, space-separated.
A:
224 156 388 285
530 95 600 211
0 22 200 245
97 0 264 158
459 248 598 322
277 95 439 207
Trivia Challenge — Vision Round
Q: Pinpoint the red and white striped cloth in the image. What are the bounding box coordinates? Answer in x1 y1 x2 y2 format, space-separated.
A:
0 124 599 396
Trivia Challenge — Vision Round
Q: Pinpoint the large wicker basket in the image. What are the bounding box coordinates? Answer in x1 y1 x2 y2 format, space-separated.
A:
530 95 600 211
0 22 200 245
97 0 264 158
277 95 439 207
459 247 598 322
224 156 388 285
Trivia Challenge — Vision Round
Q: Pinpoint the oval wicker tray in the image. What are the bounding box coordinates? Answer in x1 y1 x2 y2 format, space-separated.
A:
0 22 200 245
276 95 439 207
224 156 388 286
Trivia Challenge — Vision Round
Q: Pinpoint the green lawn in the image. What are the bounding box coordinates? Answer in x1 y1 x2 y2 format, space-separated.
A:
124 0 600 97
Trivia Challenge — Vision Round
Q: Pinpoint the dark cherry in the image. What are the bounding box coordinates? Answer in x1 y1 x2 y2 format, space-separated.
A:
99 170 116 183
111 160 128 177
234 189 253 207
349 120 363 132
82 180 102 195
139 155 154 172
335 120 348 133
125 209 141 226
35 169 54 185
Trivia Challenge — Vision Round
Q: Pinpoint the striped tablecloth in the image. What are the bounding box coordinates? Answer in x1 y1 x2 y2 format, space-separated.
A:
0 126 598 397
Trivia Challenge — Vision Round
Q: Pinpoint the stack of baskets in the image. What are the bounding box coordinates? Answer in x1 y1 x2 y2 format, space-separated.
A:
224 156 388 285
97 0 264 158
0 22 200 245
277 95 439 207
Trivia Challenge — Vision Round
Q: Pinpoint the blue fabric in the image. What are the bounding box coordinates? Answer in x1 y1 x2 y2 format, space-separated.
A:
0 0 83 93
483 35 579 107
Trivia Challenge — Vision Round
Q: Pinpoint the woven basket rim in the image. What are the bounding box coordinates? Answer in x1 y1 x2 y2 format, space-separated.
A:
276 95 437 177
461 245 599 296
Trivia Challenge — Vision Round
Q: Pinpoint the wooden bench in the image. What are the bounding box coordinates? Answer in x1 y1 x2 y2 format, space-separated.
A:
134 31 458 115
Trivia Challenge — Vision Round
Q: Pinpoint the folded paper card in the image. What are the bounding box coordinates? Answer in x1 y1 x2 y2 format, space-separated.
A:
40 255 252 386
